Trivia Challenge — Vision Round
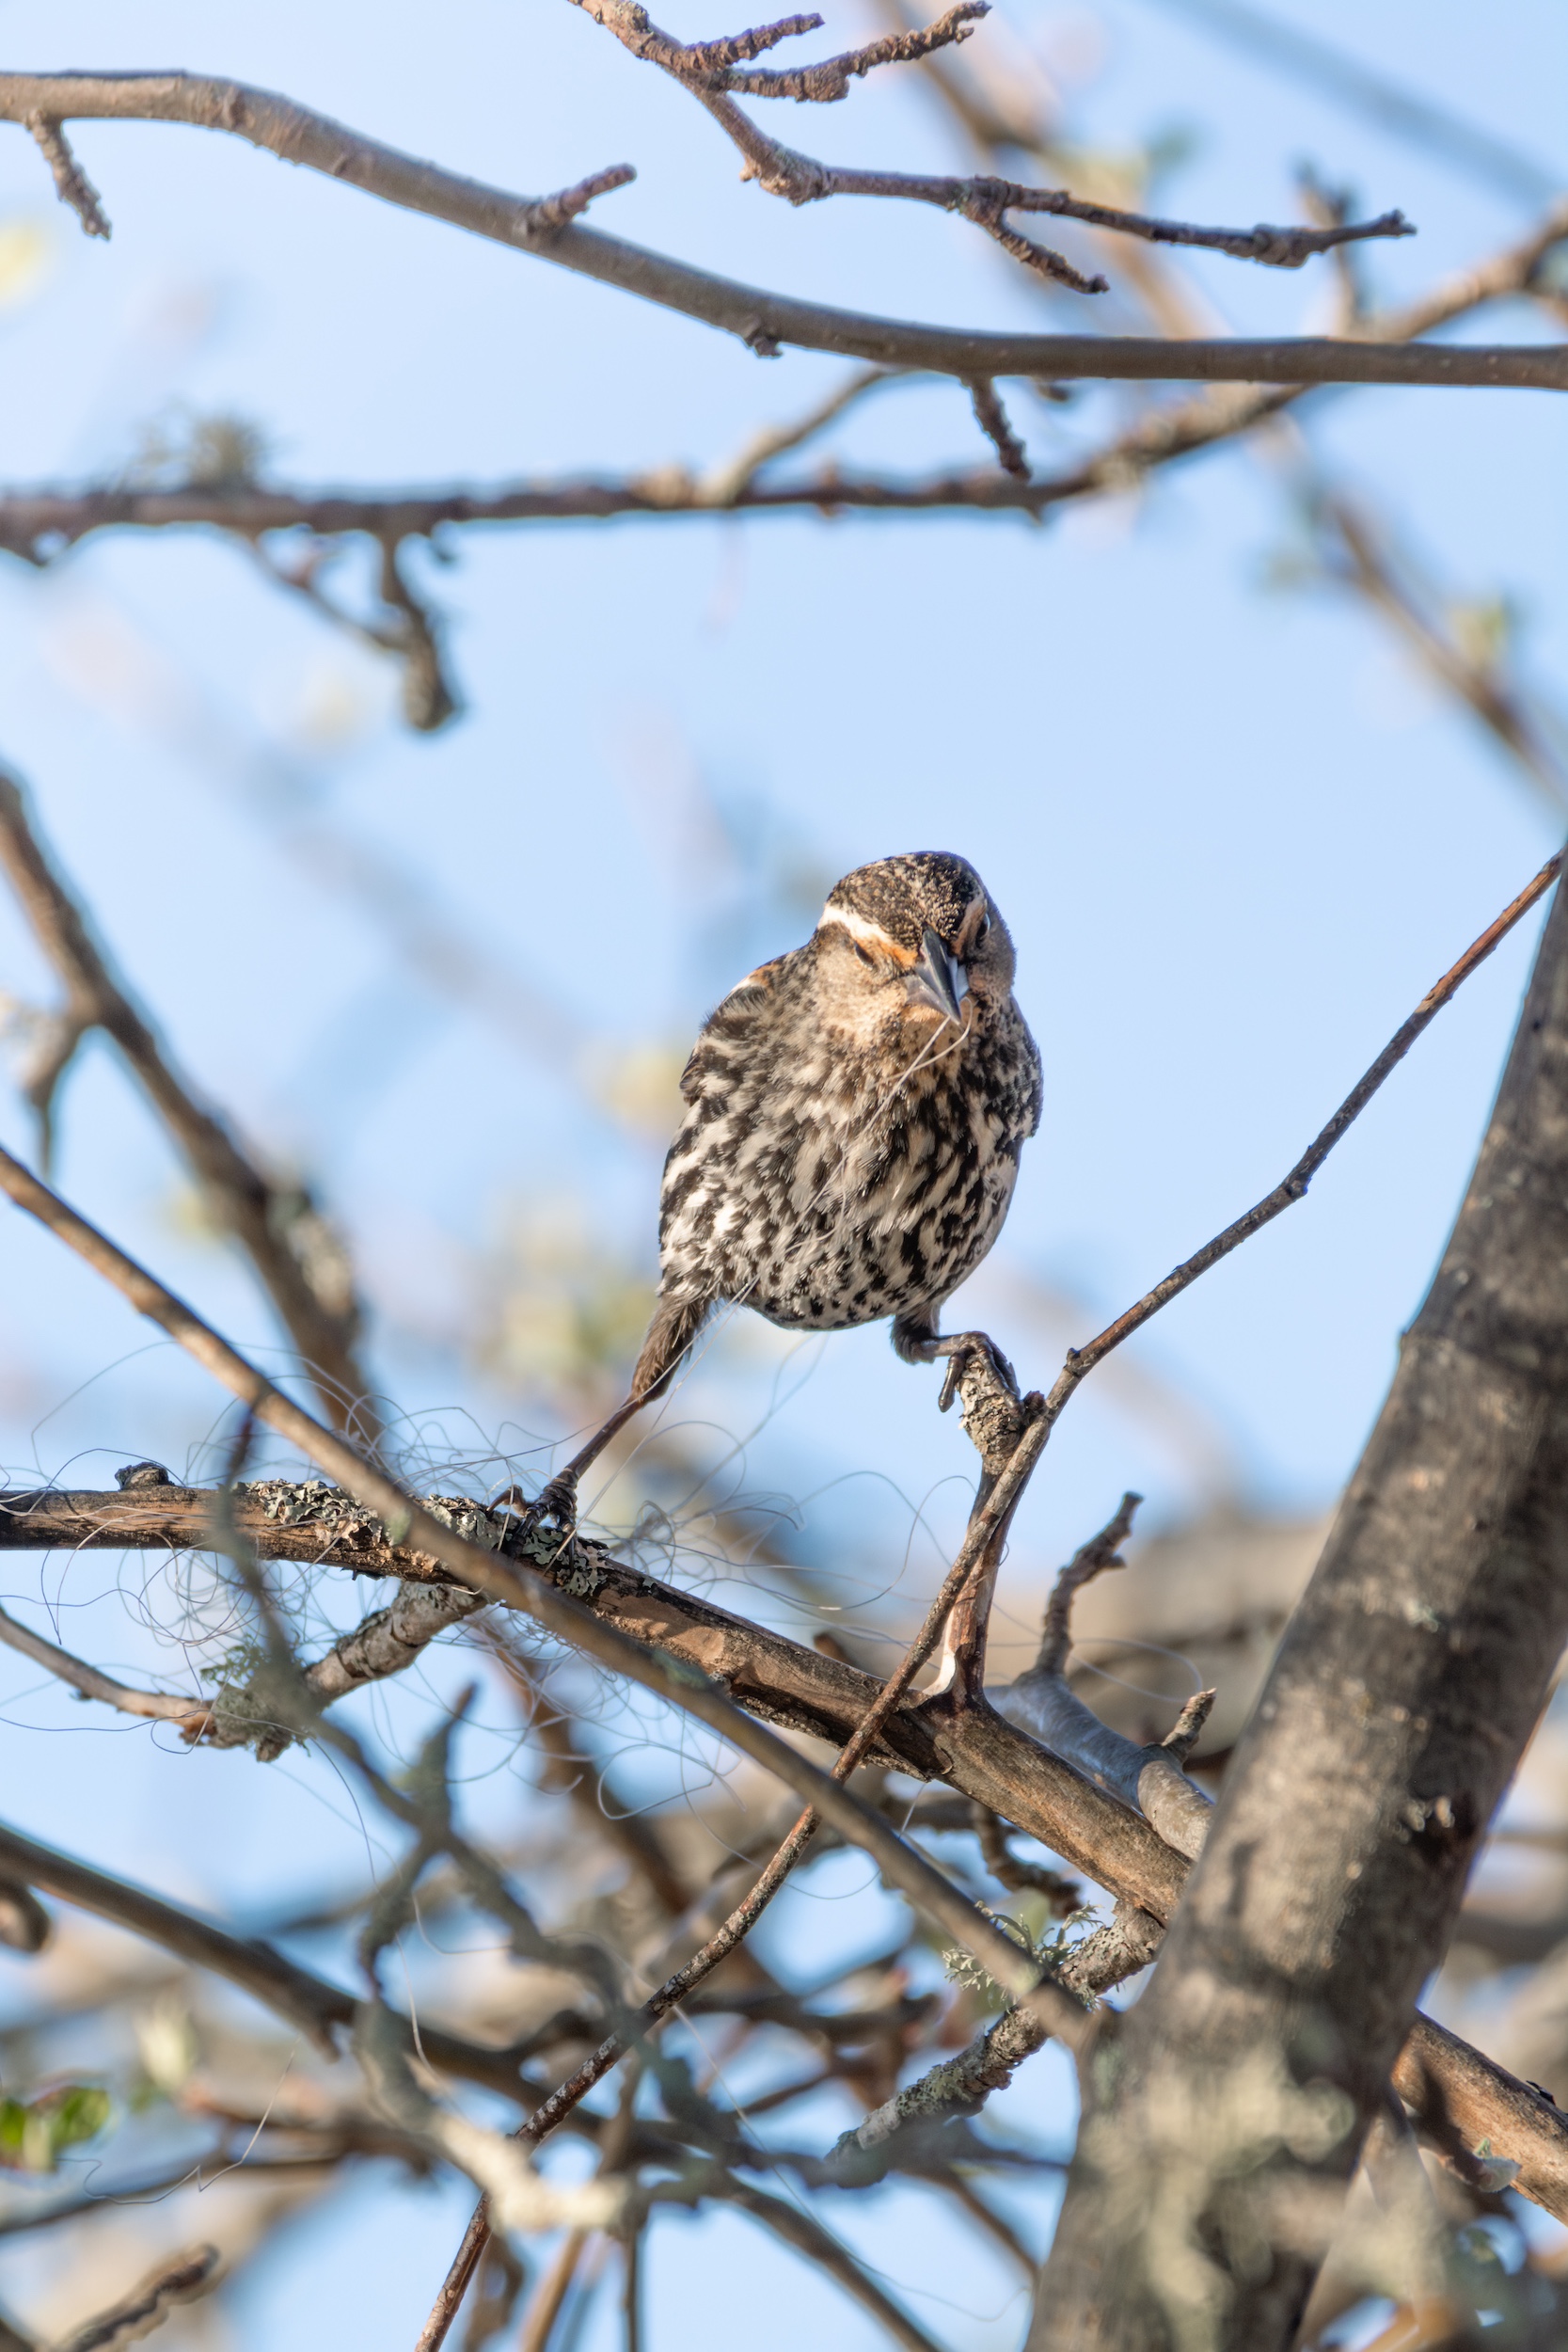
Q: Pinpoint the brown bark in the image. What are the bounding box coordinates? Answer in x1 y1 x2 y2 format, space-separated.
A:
1033 865 1568 2349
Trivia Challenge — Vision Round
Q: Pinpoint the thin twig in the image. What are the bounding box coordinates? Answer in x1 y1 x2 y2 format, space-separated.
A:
1302 486 1568 813
0 1601 213 1729
968 378 1029 475
1038 847 1564 1422
0 1816 569 2097
1037 1493 1143 1675
569 0 985 101
252 535 461 732
24 111 110 237
0 1575 489 1751
523 160 637 232
696 363 908 502
512 2233 588 2352
723 2179 949 2352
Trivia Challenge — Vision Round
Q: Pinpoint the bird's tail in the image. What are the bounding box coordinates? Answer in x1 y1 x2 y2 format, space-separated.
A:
632 1294 710 1403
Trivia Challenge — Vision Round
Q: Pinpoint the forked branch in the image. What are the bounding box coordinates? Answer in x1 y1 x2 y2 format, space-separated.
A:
572 0 1411 294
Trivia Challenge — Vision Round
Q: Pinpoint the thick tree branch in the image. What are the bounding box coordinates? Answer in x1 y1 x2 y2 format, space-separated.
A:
0 1476 1192 1914
0 770 375 1435
4 1474 1567 2225
0 74 1558 384
1035 859 1568 2344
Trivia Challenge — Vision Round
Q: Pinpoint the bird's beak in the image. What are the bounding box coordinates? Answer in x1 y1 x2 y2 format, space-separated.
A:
908 926 969 1024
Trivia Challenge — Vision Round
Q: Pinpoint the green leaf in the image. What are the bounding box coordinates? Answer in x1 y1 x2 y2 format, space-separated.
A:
0 2084 111 2171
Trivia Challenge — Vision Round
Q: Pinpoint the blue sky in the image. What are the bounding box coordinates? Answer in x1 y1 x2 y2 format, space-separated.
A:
0 2 1563 2342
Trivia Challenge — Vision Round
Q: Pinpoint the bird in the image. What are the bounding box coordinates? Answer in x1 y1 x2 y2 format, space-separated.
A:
519 850 1041 1526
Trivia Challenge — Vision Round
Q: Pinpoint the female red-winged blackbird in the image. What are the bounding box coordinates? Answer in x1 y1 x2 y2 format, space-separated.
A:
522 852 1040 1524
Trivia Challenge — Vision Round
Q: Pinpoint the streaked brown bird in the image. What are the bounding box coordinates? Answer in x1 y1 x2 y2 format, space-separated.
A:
524 851 1041 1524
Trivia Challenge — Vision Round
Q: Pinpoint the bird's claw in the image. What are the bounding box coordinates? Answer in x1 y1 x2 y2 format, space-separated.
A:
935 1333 1019 1414
492 1470 580 1535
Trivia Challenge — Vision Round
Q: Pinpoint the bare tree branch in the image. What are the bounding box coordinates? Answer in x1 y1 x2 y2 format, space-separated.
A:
1297 486 1568 814
0 197 1552 616
250 532 461 732
54 2247 220 2352
578 0 987 103
0 1569 486 1754
834 1906 1165 2171
0 1476 1193 1910
1129 0 1562 210
573 0 1409 294
0 770 376 1436
0 1815 591 2101
0 1600 213 1730
0 73 1557 384
724 2180 949 2352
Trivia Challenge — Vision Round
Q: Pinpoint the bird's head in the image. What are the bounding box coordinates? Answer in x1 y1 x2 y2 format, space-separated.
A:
813 851 1017 1045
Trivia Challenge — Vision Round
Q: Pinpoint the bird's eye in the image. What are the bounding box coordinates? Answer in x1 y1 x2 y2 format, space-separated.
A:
976 914 991 943
850 940 877 967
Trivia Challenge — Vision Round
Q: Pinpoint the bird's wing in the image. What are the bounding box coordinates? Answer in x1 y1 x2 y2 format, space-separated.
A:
1025 1035 1044 1138
677 950 793 1103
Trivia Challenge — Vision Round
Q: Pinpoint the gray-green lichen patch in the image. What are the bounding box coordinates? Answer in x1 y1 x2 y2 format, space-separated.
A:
554 1559 607 1599
238 1481 510 1559
198 1636 316 1760
235 1476 614 1601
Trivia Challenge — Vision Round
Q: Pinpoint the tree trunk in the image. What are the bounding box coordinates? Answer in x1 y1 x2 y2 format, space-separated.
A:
1032 866 1568 2352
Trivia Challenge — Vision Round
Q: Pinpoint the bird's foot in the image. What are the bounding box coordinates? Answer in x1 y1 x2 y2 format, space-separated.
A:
929 1331 1021 1415
492 1469 580 1536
